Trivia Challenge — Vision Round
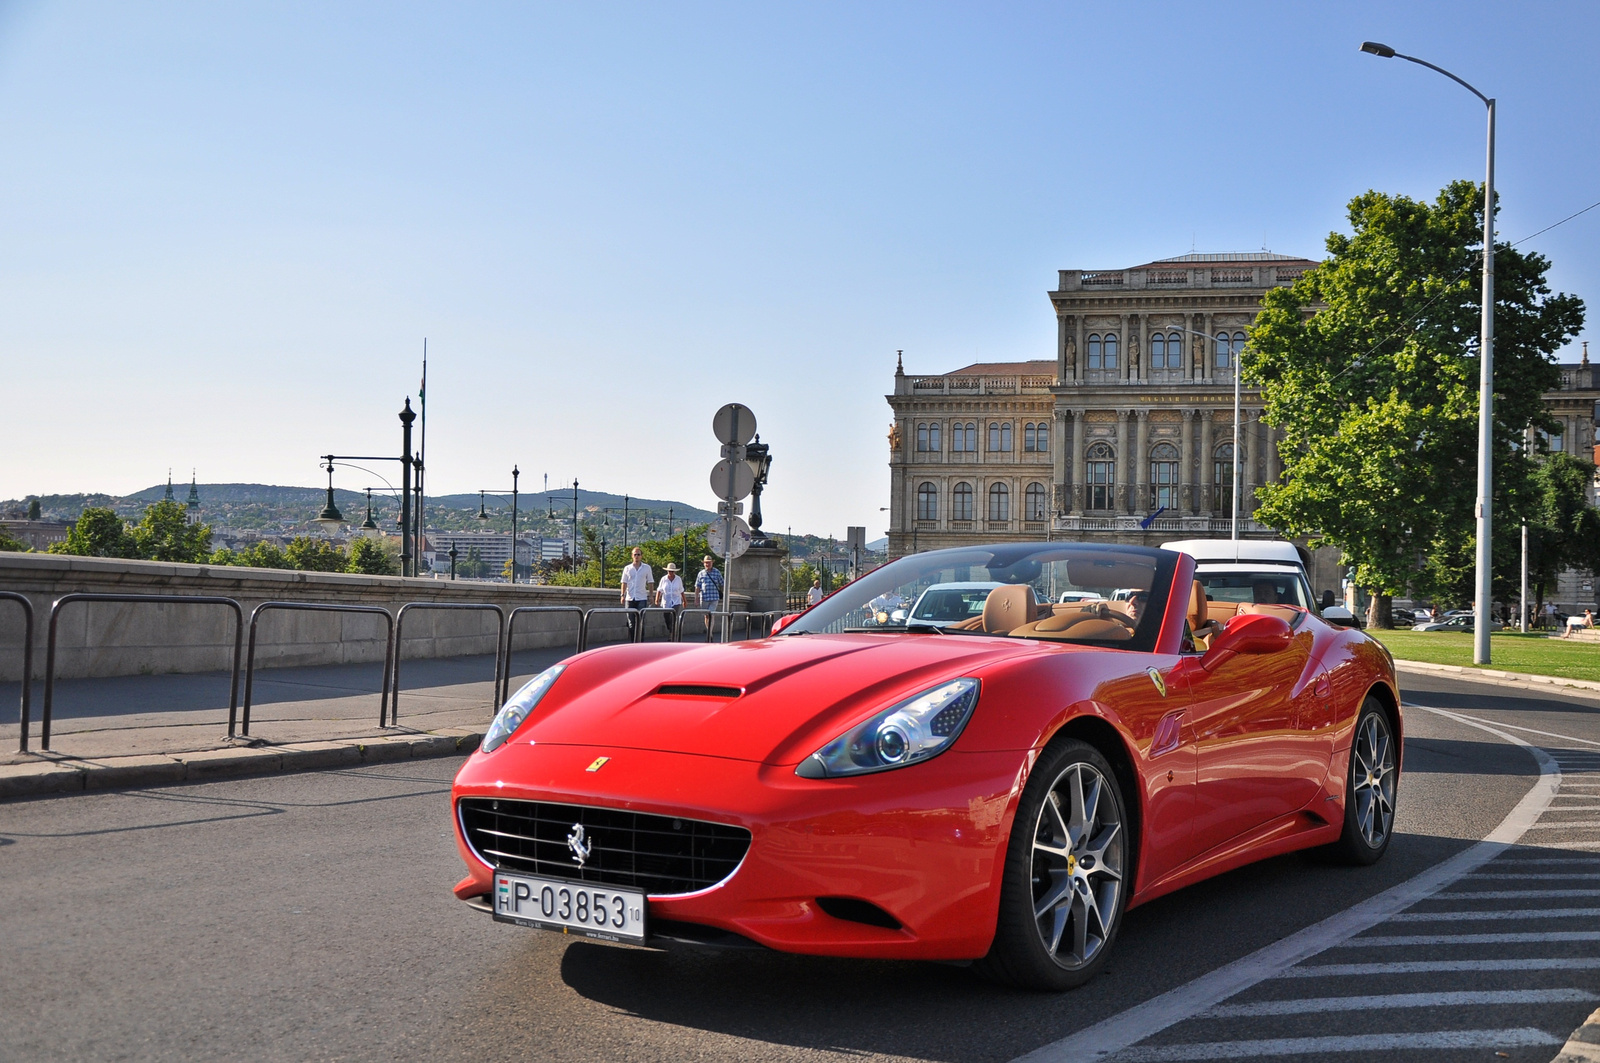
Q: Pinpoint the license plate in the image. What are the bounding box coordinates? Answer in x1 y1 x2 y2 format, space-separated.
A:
491 870 648 945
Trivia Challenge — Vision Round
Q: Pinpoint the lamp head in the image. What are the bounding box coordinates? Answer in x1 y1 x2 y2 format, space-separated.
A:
1359 41 1395 57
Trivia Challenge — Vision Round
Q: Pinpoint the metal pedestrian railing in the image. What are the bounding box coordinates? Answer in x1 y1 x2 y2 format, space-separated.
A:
500 606 585 706
390 602 506 725
634 606 678 644
40 593 244 750
1 592 35 753
241 602 395 737
579 607 637 651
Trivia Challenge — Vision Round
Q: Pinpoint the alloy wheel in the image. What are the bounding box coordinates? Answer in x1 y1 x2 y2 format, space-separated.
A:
1030 760 1125 970
1351 710 1396 849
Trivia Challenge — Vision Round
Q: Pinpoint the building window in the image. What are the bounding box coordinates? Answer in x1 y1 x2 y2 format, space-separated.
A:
1024 423 1036 451
988 422 1013 452
1169 332 1183 368
988 482 1010 522
1002 423 1012 451
1036 420 1049 452
1087 334 1101 369
951 422 976 453
929 422 940 452
1025 482 1048 521
1023 422 1050 453
1215 442 1235 512
917 482 938 521
1150 442 1179 510
1215 331 1247 369
1150 333 1166 369
1086 442 1115 510
1103 333 1118 369
1544 426 1566 454
916 423 929 452
952 482 974 521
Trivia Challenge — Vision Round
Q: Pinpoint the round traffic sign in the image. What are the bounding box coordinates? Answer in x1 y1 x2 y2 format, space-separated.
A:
708 516 753 560
709 459 755 502
711 403 757 446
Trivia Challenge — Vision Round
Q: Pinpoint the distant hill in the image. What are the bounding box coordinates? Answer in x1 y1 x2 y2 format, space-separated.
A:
0 485 872 561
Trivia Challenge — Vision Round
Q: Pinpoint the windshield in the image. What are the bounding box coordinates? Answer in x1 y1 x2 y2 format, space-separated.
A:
1194 568 1313 610
784 543 1179 651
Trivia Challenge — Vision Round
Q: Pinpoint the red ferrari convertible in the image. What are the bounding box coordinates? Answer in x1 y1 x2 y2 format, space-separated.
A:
450 543 1399 990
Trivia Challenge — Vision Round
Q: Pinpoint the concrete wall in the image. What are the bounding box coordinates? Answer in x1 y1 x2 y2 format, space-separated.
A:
0 554 753 681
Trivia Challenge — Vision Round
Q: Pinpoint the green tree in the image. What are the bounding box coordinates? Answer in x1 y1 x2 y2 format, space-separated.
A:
346 537 399 576
1249 180 1584 626
27 499 40 520
51 507 137 558
284 536 347 572
128 500 213 563
0 528 28 552
1517 451 1600 616
223 541 293 569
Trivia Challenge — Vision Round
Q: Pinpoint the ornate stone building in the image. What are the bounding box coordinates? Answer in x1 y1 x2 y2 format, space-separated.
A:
885 253 1600 607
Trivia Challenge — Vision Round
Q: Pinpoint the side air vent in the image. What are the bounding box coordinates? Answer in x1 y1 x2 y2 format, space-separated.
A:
656 684 743 698
816 896 902 930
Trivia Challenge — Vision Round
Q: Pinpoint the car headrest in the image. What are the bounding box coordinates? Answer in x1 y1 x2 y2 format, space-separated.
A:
1189 579 1207 631
982 584 1037 633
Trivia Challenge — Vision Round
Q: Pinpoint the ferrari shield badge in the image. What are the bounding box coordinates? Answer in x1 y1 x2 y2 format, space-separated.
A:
1147 668 1167 698
585 756 610 772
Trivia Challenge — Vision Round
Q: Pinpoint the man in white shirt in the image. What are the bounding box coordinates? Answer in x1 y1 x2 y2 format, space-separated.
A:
620 547 652 636
807 578 824 607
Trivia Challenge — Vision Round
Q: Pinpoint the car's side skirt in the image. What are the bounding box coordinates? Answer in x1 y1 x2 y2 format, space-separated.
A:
1129 808 1343 910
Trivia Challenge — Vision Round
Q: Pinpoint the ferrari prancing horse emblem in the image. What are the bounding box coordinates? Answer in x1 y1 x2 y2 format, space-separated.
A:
566 823 593 867
1147 668 1167 698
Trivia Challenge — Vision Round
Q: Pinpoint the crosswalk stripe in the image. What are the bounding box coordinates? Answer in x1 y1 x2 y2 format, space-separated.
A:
1284 957 1600 976
1483 856 1600 865
1390 906 1600 921
1337 931 1600 946
1203 988 1597 1017
1110 1028 1561 1061
1464 872 1600 880
1523 821 1600 829
1433 888 1600 898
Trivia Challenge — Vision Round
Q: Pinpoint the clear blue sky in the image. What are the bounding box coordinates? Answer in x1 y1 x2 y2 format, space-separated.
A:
2 1 1596 538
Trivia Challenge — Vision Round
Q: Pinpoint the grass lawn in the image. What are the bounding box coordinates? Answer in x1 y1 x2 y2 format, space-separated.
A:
1368 628 1600 683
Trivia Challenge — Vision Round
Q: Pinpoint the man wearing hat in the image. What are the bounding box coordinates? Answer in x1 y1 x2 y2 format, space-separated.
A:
655 561 685 634
696 555 723 641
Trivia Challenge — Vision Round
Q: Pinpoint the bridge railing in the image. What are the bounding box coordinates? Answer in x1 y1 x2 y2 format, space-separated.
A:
241 602 394 738
391 603 505 725
501 606 585 706
1 592 34 753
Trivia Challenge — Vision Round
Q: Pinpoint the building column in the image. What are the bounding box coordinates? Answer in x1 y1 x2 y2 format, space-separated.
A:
1200 409 1216 514
1119 316 1131 382
1199 312 1212 382
1128 313 1142 382
1134 409 1150 514
1266 422 1283 487
1181 408 1196 514
1115 410 1131 512
1053 410 1070 514
1057 314 1069 383
1070 410 1086 514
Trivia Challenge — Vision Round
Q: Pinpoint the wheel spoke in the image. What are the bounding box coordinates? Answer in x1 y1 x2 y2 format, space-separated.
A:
1067 767 1089 847
1071 892 1090 960
1034 874 1072 920
1042 791 1070 850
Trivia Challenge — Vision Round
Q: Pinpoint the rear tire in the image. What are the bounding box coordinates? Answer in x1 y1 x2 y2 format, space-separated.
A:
974 740 1129 991
1329 697 1397 865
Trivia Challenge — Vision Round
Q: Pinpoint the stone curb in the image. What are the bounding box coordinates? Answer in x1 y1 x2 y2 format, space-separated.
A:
0 729 484 801
1552 1004 1600 1061
1394 657 1600 696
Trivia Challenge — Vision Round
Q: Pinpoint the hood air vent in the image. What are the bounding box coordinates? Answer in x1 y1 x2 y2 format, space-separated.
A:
656 684 743 698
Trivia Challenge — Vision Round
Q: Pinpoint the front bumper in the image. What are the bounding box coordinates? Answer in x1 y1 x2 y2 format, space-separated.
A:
451 740 1026 960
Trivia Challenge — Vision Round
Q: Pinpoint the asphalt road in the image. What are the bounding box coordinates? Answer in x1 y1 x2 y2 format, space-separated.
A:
0 668 1594 1062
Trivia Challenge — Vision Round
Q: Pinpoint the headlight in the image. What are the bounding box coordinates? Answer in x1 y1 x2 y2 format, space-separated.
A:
481 665 565 754
795 678 980 778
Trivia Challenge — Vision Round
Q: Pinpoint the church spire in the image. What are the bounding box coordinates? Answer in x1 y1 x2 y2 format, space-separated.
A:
163 469 175 503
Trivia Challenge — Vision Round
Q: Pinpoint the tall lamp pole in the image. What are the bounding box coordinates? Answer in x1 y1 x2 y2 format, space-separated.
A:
1361 41 1495 662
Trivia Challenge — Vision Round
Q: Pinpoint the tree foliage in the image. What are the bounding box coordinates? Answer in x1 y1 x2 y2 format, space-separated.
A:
346 536 399 576
128 500 213 563
1249 181 1585 619
0 528 29 552
52 507 138 558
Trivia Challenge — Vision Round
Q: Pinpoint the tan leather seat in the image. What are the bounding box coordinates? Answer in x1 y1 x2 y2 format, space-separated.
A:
1188 580 1207 631
1239 603 1302 625
981 585 1037 633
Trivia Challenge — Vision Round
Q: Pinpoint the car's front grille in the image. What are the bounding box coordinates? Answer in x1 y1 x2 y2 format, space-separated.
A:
458 797 751 896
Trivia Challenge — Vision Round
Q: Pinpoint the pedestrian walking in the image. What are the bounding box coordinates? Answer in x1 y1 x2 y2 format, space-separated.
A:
620 547 652 637
656 562 685 636
696 555 723 640
807 577 823 607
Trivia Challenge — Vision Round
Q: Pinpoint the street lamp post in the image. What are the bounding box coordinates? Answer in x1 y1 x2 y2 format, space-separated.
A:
1360 40 1495 663
476 468 522 582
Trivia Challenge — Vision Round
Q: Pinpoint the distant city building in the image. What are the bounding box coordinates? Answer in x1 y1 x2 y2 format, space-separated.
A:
887 253 1600 607
424 531 544 573
0 520 70 550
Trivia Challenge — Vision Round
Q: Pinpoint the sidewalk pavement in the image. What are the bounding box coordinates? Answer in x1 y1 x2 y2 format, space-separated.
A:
1394 657 1600 698
0 647 570 799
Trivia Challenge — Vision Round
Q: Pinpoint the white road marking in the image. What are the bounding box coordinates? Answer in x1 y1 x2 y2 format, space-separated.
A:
1203 988 1597 1017
1464 872 1600 880
1111 1029 1561 1061
1525 821 1600 829
1390 906 1600 921
1009 706 1558 1063
1336 931 1600 946
1486 856 1600 865
1433 889 1600 898
1283 958 1600 976
1419 710 1600 747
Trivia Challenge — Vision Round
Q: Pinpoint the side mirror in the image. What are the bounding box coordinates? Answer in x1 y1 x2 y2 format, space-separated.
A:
771 613 799 635
1320 589 1335 610
1201 612 1293 672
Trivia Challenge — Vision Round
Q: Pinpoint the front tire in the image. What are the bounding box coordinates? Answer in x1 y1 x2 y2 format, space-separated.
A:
974 740 1129 991
1330 697 1397 865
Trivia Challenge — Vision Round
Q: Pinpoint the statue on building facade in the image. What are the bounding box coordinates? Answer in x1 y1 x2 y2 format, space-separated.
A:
1063 333 1076 373
1128 332 1139 371
888 422 902 452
